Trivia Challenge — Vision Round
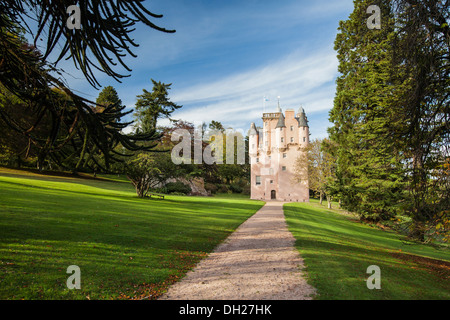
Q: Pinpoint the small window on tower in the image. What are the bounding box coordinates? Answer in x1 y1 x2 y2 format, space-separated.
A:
281 137 284 143
290 137 294 143
290 126 294 131
256 158 259 163
282 166 287 171
283 153 287 158
256 176 261 185
303 137 306 142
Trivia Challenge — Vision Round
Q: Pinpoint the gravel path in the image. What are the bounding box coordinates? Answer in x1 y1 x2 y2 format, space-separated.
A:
159 201 316 300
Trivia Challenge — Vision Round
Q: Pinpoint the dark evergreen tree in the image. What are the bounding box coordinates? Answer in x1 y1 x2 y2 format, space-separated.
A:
390 0 450 240
329 0 449 240
0 1 175 171
134 79 182 134
329 0 406 221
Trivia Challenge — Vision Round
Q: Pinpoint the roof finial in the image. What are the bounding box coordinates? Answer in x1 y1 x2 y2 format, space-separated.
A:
277 96 281 112
298 104 305 114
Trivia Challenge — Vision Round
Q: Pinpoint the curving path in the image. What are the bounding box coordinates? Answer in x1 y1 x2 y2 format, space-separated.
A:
159 201 316 300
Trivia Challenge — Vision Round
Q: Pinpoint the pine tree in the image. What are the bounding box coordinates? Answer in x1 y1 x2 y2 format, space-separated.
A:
330 0 449 238
134 79 182 134
329 0 406 221
389 0 450 240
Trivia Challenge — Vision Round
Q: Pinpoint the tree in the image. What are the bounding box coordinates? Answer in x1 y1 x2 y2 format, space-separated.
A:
329 0 407 221
389 0 450 240
134 80 182 134
125 120 194 198
329 0 449 239
294 138 336 209
96 86 122 109
1 1 175 89
126 153 161 198
73 86 129 173
209 120 225 132
0 1 175 171
205 120 249 187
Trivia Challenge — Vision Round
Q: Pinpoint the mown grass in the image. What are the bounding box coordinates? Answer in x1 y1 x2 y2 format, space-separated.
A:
0 167 264 300
285 202 450 300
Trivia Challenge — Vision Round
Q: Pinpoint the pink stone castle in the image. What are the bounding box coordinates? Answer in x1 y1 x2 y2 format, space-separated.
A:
249 103 309 202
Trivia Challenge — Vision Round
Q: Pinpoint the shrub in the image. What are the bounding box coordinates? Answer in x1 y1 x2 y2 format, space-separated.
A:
165 181 191 195
241 184 250 195
229 184 243 194
217 184 229 193
204 183 218 194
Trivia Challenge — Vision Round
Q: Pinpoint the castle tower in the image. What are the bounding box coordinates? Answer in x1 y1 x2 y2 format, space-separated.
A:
249 104 309 202
297 106 309 148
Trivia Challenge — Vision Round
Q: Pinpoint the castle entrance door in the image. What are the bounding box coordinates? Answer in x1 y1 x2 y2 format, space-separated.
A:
271 190 276 200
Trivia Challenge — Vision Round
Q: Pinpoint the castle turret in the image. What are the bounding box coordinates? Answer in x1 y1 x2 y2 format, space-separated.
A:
297 107 309 148
275 110 286 149
249 122 259 157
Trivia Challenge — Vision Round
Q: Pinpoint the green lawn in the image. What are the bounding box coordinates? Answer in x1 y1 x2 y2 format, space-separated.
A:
285 201 450 300
0 167 264 300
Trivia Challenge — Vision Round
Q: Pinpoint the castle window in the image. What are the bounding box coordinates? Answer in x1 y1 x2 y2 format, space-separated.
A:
290 137 294 143
270 180 273 184
256 176 261 185
303 127 305 131
283 153 287 158
303 137 306 142
256 158 259 163
281 137 284 143
290 126 294 131
282 166 287 171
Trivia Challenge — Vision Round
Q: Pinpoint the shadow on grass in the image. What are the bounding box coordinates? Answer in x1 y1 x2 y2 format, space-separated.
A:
284 203 450 300
0 168 266 299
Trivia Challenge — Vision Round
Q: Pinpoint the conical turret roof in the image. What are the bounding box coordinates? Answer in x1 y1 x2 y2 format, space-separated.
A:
276 112 286 128
297 108 308 127
249 122 259 135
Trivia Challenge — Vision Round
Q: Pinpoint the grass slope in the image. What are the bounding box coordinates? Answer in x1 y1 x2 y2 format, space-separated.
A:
0 168 264 300
285 202 450 300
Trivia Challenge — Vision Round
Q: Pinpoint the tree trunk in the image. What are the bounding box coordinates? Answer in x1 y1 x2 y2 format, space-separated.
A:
319 191 323 205
37 152 45 172
327 195 332 209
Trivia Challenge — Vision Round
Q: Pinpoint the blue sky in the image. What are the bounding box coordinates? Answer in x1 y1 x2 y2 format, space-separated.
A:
53 0 355 140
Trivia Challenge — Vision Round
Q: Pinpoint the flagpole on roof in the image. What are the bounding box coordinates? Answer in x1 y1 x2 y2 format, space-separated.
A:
263 96 269 113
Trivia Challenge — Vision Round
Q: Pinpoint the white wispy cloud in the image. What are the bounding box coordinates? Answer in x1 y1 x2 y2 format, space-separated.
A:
165 46 339 133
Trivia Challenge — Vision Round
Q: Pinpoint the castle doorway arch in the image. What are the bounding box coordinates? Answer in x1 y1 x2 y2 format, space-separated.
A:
271 190 276 200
